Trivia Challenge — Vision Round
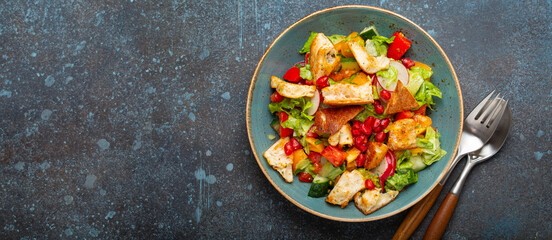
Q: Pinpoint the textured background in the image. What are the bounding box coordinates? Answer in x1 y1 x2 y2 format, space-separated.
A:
1 0 551 239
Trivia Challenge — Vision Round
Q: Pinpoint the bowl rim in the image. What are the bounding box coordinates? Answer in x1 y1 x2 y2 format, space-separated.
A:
246 5 463 222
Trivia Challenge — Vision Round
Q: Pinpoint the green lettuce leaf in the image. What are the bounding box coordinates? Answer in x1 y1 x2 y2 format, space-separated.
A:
385 168 418 192
414 80 442 109
410 66 433 80
299 64 312 81
327 35 346 45
416 127 447 166
299 31 318 54
268 97 314 120
372 35 394 56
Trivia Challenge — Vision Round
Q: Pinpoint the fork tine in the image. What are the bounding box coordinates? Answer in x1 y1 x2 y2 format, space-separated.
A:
478 93 502 123
469 90 496 119
485 99 508 128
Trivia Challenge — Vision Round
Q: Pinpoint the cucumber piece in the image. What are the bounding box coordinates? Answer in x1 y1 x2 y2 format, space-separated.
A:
359 26 379 40
411 155 426 173
365 40 379 57
270 118 280 134
308 175 330 198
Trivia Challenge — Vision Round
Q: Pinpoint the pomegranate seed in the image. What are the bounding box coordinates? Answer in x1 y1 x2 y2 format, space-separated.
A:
373 100 382 106
372 118 381 130
316 76 330 89
352 120 362 130
375 132 386 142
356 143 368 152
364 116 375 129
298 172 313 183
380 89 391 101
352 129 362 136
375 104 385 114
290 137 302 150
356 153 366 167
284 142 294 155
401 57 415 69
354 135 368 149
381 118 391 129
360 122 372 136
365 179 376 190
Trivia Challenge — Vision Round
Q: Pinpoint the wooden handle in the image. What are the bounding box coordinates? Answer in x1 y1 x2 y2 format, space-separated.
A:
392 184 444 240
423 193 459 240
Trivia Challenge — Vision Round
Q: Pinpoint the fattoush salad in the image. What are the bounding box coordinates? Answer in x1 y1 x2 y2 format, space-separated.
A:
263 26 446 215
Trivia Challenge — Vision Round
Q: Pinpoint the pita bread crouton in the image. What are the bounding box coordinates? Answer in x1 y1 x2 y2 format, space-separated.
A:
271 76 316 99
347 41 390 74
326 170 366 208
314 106 363 135
310 33 341 81
387 118 418 151
364 142 389 170
263 137 293 182
321 72 374 106
385 81 419 115
354 189 399 215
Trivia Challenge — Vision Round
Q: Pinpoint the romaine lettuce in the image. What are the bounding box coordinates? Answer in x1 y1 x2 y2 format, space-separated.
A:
327 35 346 45
416 127 447 166
372 35 394 56
299 32 318 54
415 80 442 109
376 65 398 89
385 168 418 192
299 64 313 81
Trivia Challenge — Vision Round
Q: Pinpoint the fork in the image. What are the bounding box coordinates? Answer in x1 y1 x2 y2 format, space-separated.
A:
393 91 508 240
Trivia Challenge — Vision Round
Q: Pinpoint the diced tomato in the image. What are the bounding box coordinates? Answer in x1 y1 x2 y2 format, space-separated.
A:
312 162 322 174
395 110 414 120
321 145 346 167
387 32 412 60
270 91 285 103
298 172 313 183
279 112 293 138
365 179 376 190
308 152 322 164
290 137 302 150
413 105 427 116
284 142 294 155
283 66 302 82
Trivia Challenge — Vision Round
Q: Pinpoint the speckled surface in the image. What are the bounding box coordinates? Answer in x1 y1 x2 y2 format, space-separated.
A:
0 1 551 239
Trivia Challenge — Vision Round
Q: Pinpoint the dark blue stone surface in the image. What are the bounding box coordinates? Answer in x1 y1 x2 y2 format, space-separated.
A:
0 1 551 239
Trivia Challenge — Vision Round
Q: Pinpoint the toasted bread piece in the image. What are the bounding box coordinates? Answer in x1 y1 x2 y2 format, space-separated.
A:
385 81 419 115
321 79 373 106
354 189 399 215
328 123 353 147
364 142 389 170
314 106 364 135
310 33 341 81
326 170 366 208
387 118 418 151
270 76 316 99
263 137 293 182
347 41 390 74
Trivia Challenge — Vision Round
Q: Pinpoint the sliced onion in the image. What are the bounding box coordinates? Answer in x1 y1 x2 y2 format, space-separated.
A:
376 60 409 92
305 90 320 116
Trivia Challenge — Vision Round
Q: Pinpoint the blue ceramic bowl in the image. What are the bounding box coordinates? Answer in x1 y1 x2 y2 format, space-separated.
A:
246 5 463 221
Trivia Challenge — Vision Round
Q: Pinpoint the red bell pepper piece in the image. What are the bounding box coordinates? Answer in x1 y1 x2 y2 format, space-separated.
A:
279 111 293 138
283 66 302 82
387 32 412 60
